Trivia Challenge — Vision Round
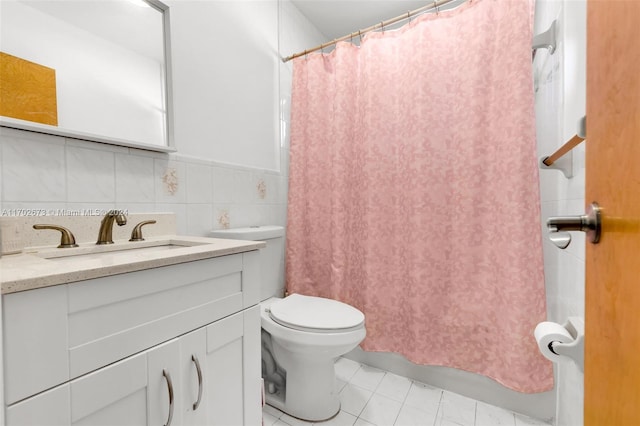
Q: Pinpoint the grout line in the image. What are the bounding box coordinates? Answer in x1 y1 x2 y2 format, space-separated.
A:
431 390 444 426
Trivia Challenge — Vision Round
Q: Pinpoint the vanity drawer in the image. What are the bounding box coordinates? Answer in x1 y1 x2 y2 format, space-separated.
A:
3 250 260 406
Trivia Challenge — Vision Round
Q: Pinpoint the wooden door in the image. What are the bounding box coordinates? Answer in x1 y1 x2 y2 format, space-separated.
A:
585 1 640 424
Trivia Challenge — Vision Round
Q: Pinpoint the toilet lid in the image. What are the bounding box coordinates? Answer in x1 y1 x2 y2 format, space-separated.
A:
269 294 364 332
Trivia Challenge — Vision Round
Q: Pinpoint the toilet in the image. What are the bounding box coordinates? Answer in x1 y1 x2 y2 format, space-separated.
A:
210 226 366 421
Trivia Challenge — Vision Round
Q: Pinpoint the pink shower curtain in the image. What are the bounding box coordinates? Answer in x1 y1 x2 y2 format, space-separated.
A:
286 0 553 392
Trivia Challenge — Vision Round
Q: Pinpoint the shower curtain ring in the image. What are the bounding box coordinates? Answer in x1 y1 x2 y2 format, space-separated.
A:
433 1 439 14
380 21 384 32
358 30 362 43
407 11 412 23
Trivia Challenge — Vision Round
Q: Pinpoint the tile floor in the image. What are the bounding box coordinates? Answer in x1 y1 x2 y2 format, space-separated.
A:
262 358 552 426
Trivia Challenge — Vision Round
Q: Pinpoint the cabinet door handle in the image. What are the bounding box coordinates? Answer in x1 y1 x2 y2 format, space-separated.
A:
162 369 174 426
191 354 203 410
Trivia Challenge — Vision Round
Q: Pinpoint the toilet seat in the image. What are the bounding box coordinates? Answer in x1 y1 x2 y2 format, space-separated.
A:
268 293 364 333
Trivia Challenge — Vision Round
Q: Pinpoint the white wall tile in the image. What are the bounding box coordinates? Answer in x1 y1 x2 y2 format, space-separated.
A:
279 176 289 204
155 203 187 235
115 153 155 203
232 170 255 204
116 203 156 214
186 162 213 204
556 361 583 426
66 146 115 203
186 203 213 237
154 159 186 204
259 204 283 227
213 167 236 203
229 204 262 228
1 134 66 202
535 1 586 424
212 204 232 230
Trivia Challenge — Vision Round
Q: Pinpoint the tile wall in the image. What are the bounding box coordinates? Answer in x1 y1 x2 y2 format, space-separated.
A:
0 126 287 237
0 0 326 240
533 1 586 425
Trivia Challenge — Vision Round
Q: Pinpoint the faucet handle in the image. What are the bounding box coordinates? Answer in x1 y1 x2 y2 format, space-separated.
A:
33 224 79 248
129 220 157 242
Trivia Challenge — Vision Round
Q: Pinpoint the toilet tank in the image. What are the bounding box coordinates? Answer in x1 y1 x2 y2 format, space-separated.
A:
210 225 285 301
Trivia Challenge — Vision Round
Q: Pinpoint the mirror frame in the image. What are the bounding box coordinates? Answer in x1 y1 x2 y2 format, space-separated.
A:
0 0 175 153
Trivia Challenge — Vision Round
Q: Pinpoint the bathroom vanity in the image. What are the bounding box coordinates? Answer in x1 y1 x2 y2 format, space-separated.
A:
0 223 265 425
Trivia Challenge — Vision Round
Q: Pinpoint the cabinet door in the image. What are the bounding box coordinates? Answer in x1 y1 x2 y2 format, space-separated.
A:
205 311 244 425
147 338 182 426
69 352 148 425
205 307 261 426
180 328 207 426
3 284 69 405
6 384 70 426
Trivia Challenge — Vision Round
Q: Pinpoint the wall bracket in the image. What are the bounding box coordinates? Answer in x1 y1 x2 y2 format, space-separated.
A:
532 20 557 57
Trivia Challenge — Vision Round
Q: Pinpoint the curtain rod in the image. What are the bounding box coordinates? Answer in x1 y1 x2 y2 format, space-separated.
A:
282 0 464 63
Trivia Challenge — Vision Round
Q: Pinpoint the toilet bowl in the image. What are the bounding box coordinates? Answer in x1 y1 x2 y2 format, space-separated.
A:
261 294 366 421
209 226 367 421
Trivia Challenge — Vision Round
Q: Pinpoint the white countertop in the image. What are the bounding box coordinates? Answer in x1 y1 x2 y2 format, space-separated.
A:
0 235 265 294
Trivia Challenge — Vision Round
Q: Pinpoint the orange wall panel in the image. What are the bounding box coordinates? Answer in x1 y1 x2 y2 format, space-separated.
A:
0 51 58 126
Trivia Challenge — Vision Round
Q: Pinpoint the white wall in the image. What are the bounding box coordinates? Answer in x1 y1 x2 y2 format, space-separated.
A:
278 0 327 176
534 1 586 425
168 1 280 171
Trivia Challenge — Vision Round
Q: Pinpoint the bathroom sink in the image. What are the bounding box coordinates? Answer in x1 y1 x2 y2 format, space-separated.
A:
34 239 208 263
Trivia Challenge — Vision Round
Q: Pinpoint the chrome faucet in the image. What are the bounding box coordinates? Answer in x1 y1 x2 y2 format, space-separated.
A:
96 210 127 245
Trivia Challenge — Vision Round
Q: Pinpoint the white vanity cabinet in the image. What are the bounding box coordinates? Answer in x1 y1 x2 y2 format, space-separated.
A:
3 250 262 426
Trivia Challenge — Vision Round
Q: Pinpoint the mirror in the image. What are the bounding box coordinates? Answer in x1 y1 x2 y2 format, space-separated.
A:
0 0 173 151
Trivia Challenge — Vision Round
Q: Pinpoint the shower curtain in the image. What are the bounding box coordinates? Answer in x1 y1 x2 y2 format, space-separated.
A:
286 0 553 392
